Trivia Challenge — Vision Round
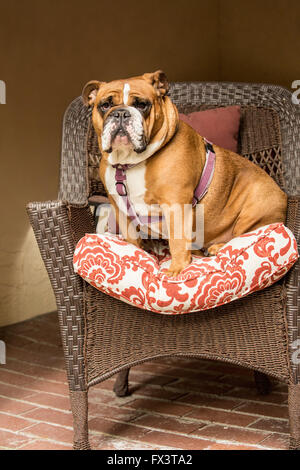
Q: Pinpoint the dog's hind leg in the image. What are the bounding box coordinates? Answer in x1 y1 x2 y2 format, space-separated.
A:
206 243 226 256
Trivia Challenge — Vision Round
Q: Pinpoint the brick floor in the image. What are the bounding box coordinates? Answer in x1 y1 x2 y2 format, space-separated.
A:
0 312 291 450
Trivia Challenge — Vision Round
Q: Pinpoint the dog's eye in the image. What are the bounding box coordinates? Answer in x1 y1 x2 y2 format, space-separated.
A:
133 99 150 112
98 97 113 113
101 101 111 111
136 101 148 110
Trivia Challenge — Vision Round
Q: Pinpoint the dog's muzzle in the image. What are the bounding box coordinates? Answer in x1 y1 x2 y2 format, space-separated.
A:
102 106 147 154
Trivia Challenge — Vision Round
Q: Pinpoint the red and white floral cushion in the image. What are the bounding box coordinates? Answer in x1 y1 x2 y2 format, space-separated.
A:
73 223 298 315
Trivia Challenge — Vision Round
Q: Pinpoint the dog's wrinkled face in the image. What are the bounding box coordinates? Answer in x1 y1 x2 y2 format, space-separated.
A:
82 71 178 164
99 86 150 154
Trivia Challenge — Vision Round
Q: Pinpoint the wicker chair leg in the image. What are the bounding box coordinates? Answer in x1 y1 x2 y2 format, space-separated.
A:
113 368 130 397
69 390 91 450
289 384 300 450
254 371 272 395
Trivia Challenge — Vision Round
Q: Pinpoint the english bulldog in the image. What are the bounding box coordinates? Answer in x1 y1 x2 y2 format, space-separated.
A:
82 70 287 277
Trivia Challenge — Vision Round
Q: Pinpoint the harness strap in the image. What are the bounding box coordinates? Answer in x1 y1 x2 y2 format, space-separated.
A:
192 141 216 207
113 138 216 227
114 164 161 227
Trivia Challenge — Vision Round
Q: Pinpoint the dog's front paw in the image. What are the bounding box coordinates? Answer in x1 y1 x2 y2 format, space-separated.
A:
165 259 190 278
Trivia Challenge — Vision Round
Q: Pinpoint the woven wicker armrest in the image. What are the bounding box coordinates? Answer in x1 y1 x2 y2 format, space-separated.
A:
26 200 95 390
285 195 300 383
286 195 300 241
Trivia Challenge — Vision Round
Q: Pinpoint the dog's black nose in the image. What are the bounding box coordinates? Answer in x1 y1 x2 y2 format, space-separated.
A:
110 108 131 120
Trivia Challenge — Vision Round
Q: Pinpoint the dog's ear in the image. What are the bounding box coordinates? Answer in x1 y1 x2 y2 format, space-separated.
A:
142 70 169 97
82 80 104 106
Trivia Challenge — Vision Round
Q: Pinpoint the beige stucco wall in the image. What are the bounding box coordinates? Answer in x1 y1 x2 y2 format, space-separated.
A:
0 0 299 326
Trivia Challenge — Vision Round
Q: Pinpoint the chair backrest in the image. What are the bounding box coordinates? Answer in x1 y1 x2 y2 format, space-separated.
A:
59 82 300 205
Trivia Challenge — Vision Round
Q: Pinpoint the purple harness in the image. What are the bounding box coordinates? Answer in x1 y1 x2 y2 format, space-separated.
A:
112 138 216 228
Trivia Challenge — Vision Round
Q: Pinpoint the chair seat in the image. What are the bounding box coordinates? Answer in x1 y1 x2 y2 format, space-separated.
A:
73 222 298 315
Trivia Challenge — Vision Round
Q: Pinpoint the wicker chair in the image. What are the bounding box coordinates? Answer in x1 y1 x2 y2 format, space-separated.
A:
27 81 300 450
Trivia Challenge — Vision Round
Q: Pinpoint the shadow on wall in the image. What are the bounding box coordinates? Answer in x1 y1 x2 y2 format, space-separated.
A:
0 227 56 327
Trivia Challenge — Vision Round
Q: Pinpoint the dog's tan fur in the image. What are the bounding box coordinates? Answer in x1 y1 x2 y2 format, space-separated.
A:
83 71 287 277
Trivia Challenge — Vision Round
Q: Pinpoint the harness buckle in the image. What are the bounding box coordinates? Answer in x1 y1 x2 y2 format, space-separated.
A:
205 141 214 153
115 181 127 196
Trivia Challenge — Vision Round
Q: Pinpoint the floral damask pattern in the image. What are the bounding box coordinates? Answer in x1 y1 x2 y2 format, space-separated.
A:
73 223 298 315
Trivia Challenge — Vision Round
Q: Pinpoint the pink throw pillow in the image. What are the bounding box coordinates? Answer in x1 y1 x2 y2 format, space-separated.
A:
179 105 241 152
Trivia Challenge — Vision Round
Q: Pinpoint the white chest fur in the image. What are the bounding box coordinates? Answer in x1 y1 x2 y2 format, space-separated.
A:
104 163 167 237
105 162 147 211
